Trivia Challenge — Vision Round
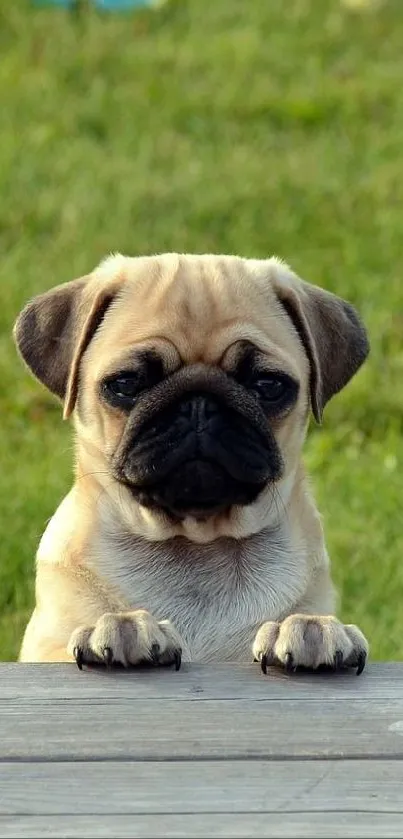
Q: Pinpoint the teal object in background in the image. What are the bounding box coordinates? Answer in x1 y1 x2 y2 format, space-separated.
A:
95 0 163 8
33 0 75 7
33 0 165 8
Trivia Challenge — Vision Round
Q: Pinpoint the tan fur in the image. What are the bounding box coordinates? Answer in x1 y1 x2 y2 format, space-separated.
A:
16 254 369 670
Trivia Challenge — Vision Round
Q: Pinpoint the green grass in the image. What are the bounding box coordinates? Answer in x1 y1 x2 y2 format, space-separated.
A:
1 0 402 661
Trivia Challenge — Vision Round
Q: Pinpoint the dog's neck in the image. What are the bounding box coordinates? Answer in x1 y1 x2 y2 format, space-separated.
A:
90 501 311 660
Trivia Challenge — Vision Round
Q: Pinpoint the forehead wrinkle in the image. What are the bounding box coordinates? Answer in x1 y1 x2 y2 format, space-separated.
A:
98 340 180 379
119 255 178 315
221 337 301 380
120 254 255 332
125 258 228 354
91 255 307 373
171 257 224 328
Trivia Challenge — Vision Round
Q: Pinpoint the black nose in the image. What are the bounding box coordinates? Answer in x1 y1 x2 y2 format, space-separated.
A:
178 394 219 429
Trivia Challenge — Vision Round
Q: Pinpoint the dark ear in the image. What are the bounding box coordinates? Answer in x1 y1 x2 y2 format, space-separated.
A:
273 269 369 422
14 274 120 418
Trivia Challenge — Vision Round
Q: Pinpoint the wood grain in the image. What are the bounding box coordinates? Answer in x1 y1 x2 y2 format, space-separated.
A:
0 759 402 814
1 663 402 838
2 813 403 839
0 662 402 702
1 696 402 760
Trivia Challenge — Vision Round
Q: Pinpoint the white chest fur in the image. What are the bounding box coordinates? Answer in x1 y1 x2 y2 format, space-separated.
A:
92 524 309 662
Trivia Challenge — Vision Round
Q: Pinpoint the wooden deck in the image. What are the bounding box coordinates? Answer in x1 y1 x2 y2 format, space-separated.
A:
0 662 402 837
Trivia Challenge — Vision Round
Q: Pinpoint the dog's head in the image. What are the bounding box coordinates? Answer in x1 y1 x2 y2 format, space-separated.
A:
14 254 368 541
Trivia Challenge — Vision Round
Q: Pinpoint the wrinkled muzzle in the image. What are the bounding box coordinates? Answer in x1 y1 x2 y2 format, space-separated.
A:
112 365 283 518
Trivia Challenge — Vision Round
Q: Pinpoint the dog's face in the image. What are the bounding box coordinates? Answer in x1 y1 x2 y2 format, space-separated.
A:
77 256 307 524
14 254 369 541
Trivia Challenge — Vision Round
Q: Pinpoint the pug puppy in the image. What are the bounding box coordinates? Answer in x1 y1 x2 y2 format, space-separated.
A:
14 253 369 674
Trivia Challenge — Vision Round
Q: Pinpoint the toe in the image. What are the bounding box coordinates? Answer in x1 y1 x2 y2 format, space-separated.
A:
102 646 114 667
284 651 296 673
73 646 84 671
356 650 367 676
260 654 268 675
333 649 344 670
150 643 161 664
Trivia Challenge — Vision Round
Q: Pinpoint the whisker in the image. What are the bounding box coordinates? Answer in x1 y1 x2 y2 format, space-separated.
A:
76 469 111 481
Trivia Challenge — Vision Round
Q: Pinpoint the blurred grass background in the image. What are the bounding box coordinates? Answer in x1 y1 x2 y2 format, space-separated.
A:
0 0 402 660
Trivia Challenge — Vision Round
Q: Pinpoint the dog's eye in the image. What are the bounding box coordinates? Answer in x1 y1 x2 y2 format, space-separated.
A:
103 373 144 407
251 374 292 403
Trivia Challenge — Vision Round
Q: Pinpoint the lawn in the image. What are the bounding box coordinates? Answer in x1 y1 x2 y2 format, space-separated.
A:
0 0 402 661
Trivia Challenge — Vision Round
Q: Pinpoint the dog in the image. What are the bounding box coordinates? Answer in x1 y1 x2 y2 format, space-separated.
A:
14 252 369 674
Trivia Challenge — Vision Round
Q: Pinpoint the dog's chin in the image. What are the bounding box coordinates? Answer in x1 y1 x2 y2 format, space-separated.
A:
121 458 266 522
135 497 231 523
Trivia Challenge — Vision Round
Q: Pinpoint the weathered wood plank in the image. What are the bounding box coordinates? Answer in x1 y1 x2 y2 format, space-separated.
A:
1 664 402 838
1 696 402 760
0 760 402 815
0 662 401 702
2 813 403 839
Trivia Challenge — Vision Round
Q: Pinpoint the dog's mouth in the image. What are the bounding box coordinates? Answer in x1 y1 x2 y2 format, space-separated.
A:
123 457 266 520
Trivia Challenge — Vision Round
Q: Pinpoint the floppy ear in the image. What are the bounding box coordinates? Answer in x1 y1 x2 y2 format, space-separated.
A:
14 274 121 419
273 267 369 422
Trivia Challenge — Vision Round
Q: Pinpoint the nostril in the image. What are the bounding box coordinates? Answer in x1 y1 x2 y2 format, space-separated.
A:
178 395 219 423
201 397 219 420
178 398 194 419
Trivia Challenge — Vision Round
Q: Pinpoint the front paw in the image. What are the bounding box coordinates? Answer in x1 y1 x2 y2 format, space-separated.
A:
253 614 368 676
67 610 183 671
